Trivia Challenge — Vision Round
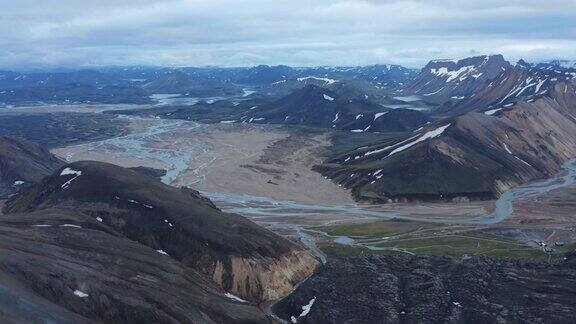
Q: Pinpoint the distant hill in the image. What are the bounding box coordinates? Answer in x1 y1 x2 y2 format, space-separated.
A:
244 85 429 132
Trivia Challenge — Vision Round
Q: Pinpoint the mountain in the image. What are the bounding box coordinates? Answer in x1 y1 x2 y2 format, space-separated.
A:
0 70 120 89
141 69 244 96
432 59 576 116
236 65 297 85
0 207 271 323
404 55 576 117
0 83 151 106
316 79 576 202
5 161 318 303
251 65 416 99
406 55 511 101
0 136 63 198
539 59 576 69
324 64 416 88
235 65 293 85
108 98 272 124
273 254 576 323
244 85 429 132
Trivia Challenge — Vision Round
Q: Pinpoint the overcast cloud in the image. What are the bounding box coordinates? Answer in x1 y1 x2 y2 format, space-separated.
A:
1 0 575 69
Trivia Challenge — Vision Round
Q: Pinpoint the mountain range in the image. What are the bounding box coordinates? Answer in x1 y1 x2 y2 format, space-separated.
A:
318 59 576 202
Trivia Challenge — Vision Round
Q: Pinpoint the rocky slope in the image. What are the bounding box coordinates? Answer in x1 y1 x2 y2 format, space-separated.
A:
4 161 318 303
0 208 271 323
273 254 576 323
0 136 63 198
317 79 576 202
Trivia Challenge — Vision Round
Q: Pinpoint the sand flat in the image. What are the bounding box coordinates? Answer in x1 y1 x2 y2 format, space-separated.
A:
52 117 354 204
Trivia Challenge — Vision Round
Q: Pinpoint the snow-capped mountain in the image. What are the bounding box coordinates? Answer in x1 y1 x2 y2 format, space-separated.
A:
406 55 511 100
539 59 576 69
317 73 576 203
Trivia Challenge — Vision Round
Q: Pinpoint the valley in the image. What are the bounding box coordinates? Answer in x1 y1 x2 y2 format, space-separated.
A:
1 54 576 323
40 103 576 259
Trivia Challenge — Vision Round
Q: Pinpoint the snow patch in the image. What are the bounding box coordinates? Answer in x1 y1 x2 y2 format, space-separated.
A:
386 124 451 157
291 297 316 323
502 143 513 154
73 290 89 298
157 249 168 255
297 76 338 85
60 224 82 228
484 108 502 116
60 167 82 189
225 292 247 303
430 65 476 82
374 112 389 120
323 94 335 101
332 112 339 123
364 134 419 156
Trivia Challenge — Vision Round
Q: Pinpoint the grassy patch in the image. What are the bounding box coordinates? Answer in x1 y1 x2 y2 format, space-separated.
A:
319 220 552 260
318 219 438 239
319 242 402 258
373 235 548 260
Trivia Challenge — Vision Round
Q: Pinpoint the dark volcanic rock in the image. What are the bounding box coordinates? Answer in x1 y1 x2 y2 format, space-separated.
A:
0 208 270 323
4 161 318 302
0 136 63 198
274 254 576 324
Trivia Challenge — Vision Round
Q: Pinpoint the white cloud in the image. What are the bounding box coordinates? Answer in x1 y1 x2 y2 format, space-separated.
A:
0 0 574 68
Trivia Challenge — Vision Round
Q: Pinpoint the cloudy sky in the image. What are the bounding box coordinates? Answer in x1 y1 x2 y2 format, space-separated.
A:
1 0 575 69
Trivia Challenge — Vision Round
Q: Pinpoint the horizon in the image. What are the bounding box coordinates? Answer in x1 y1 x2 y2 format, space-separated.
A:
1 1 575 70
2 54 573 73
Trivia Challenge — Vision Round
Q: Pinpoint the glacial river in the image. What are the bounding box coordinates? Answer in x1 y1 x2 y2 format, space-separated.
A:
51 110 576 260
